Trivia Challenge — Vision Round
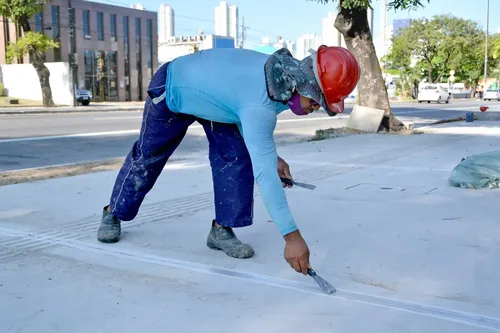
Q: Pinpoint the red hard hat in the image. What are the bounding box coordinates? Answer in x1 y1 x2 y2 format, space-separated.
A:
312 45 360 114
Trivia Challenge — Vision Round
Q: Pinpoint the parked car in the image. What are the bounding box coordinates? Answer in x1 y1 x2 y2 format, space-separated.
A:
76 89 93 106
483 89 500 101
417 85 450 103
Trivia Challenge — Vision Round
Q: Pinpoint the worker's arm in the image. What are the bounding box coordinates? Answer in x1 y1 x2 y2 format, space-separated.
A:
236 106 298 236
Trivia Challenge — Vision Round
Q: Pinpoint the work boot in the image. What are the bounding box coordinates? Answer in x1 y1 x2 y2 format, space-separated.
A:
97 206 121 243
206 220 254 259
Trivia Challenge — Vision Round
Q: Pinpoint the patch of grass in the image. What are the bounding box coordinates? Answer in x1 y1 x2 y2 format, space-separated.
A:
0 96 43 107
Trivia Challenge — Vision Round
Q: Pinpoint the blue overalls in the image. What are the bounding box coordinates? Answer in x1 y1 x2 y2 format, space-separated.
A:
109 62 254 228
108 48 299 237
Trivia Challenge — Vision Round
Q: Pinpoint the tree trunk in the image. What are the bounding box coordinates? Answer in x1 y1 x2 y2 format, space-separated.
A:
19 18 55 107
334 4 405 132
30 51 55 107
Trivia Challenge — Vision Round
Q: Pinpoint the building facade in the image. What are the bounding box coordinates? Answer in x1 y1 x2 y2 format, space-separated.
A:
130 4 145 10
295 33 322 60
158 34 234 65
158 4 174 41
214 1 238 47
0 0 158 102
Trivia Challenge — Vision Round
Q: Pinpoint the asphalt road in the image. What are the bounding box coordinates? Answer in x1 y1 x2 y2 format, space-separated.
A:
1 100 498 172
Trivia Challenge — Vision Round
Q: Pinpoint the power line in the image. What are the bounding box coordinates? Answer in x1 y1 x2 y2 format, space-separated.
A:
239 16 245 48
174 13 295 41
3 15 262 56
94 0 297 42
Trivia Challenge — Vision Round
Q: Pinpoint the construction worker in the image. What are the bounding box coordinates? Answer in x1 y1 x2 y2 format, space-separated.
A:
96 45 360 275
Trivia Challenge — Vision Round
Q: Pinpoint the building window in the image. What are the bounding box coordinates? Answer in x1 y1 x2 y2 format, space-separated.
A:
108 51 118 101
123 16 131 101
30 15 46 62
146 19 153 80
51 5 61 61
110 14 116 41
135 17 142 101
83 49 118 102
83 10 90 38
97 12 104 41
95 50 107 100
35 12 43 32
84 49 93 76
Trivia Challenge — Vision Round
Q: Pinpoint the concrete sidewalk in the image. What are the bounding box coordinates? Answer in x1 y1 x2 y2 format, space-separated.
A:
0 102 144 114
0 98 483 115
1 121 500 332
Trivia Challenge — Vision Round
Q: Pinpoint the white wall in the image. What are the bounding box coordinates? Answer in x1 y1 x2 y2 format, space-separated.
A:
158 44 197 64
0 62 72 105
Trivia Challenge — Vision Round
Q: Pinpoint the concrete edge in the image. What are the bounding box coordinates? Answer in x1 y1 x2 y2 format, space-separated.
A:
0 158 126 186
0 107 143 115
474 112 500 121
0 156 195 186
389 98 481 104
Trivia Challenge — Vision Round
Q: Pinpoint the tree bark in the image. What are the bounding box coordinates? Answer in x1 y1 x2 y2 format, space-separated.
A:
18 18 55 107
334 4 405 132
31 51 55 107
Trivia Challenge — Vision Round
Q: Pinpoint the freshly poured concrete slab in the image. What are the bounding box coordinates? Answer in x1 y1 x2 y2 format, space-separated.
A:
1 130 500 332
1 250 497 333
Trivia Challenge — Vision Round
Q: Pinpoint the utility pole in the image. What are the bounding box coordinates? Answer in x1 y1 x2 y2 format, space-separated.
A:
68 0 77 106
483 0 490 90
239 16 245 48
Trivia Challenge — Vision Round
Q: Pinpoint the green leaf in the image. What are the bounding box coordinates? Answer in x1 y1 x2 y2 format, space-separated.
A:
0 0 49 22
6 31 58 62
385 14 491 84
492 38 500 59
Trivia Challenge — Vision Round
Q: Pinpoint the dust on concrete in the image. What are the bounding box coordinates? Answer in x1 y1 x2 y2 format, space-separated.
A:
348 273 400 292
309 126 417 141
309 114 471 141
0 158 126 186
309 127 370 141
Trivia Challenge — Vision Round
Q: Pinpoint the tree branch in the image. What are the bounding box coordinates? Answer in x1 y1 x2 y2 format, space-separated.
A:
435 52 451 83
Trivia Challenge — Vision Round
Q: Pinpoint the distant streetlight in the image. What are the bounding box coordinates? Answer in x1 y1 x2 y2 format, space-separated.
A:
483 0 490 89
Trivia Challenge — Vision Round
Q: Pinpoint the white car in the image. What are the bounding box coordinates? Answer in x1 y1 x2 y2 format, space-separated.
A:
483 89 500 101
76 89 93 106
418 85 450 103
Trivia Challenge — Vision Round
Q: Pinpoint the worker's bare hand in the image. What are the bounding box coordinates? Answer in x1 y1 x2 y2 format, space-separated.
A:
283 230 310 275
278 156 293 188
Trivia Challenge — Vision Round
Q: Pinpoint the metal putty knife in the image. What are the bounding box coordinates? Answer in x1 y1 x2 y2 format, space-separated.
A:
280 177 316 190
307 269 336 294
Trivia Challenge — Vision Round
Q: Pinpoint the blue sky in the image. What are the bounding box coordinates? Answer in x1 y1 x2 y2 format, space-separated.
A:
97 0 498 48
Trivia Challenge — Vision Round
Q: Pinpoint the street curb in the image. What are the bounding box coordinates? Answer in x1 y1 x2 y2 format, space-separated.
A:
424 112 500 126
0 156 192 186
0 157 126 186
428 116 465 125
475 112 500 121
0 107 143 115
0 98 485 115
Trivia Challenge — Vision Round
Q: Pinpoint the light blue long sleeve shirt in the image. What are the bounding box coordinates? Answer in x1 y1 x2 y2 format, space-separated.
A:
165 48 298 236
